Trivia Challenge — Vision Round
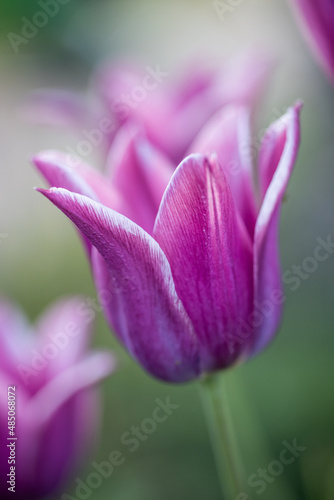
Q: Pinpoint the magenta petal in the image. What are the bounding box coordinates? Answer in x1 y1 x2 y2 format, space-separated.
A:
251 103 302 355
154 154 253 372
35 297 94 376
290 0 334 84
33 150 122 210
37 188 199 382
258 102 303 199
33 150 123 257
189 105 257 236
21 352 114 496
107 126 173 234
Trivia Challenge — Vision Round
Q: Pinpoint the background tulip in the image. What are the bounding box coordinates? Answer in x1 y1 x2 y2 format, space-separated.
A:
289 0 334 84
0 297 116 499
25 51 272 165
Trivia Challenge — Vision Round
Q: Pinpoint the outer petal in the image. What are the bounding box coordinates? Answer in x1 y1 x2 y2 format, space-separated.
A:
189 105 257 236
290 0 334 84
17 353 114 498
154 154 253 372
33 150 122 210
258 101 303 199
37 188 199 382
107 125 174 234
34 297 95 377
33 150 123 256
0 300 33 382
251 103 302 355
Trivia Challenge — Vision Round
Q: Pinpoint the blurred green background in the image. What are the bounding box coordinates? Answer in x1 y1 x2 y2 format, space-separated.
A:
1 1 334 499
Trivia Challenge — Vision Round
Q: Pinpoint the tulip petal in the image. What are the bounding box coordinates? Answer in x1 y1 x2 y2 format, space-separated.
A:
24 352 115 427
33 150 122 209
189 105 257 236
154 154 253 372
251 103 302 355
0 300 33 379
290 0 334 84
107 125 174 234
35 297 94 377
258 102 303 199
33 150 123 256
37 188 199 382
21 353 113 497
166 52 273 163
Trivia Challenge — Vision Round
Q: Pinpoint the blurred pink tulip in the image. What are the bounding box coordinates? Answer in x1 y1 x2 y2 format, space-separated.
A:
0 297 116 499
25 52 273 163
290 0 334 84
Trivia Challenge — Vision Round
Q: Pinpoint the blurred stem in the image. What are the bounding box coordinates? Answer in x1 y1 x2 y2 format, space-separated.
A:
200 372 243 500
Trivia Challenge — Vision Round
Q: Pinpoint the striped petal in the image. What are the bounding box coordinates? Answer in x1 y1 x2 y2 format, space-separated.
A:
154 154 253 372
37 188 199 382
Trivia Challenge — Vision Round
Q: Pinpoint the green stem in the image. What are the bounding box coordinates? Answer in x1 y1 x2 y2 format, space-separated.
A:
200 372 243 500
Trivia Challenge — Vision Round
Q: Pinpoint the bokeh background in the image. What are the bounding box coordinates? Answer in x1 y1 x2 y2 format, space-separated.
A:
0 0 334 499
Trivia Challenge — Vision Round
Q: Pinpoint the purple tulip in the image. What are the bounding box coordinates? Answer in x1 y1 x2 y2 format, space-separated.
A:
0 297 116 499
34 103 301 383
25 52 273 164
290 0 334 84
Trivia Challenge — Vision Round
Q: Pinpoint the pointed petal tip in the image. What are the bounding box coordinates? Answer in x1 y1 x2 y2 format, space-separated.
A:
35 186 62 199
35 186 47 194
293 99 304 112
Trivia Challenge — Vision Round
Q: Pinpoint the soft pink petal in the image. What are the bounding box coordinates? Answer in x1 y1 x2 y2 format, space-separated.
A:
18 353 113 497
34 297 95 377
0 300 35 382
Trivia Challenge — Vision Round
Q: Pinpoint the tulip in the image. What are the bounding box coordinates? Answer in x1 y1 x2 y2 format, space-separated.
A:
289 0 334 84
34 103 301 383
0 297 116 499
96 52 273 163
25 52 273 164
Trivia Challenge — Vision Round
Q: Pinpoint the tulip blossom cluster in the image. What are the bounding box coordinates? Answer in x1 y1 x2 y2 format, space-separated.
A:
34 97 302 382
0 297 115 499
